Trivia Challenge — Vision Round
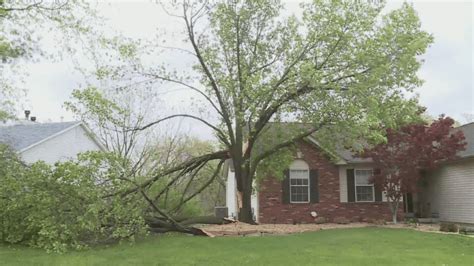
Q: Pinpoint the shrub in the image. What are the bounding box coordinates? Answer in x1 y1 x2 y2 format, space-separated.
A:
333 217 350 224
314 217 327 224
368 219 387 225
439 222 459 233
405 217 418 224
459 226 474 235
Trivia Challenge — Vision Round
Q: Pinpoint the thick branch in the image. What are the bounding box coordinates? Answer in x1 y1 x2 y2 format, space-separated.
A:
105 150 229 197
133 114 230 147
172 160 225 213
142 72 225 118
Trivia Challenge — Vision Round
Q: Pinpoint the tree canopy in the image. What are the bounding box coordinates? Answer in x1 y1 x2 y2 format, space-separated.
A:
109 0 433 222
362 116 466 223
0 0 94 121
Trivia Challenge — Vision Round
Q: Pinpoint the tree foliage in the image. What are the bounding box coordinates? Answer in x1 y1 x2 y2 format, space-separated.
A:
0 0 95 121
63 85 227 237
111 0 433 222
0 147 147 252
362 116 466 223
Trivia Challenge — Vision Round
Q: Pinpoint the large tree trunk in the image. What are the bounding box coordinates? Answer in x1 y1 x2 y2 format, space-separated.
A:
235 167 255 224
239 184 254 224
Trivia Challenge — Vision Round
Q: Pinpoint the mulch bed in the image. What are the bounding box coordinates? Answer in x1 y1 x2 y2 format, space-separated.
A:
200 222 473 237
202 222 375 237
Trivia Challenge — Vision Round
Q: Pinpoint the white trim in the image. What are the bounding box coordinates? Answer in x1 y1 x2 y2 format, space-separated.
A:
19 122 82 153
79 123 107 152
354 168 375 203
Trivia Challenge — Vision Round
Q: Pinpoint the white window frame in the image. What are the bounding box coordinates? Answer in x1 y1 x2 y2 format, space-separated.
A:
289 161 310 204
354 168 375 203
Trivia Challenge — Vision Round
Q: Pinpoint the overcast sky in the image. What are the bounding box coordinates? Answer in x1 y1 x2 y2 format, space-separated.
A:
21 0 473 130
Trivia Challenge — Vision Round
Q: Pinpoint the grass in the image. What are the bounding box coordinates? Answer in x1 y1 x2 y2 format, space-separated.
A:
1 227 473 266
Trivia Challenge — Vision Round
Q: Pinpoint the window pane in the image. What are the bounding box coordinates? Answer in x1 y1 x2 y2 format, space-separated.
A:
290 181 309 203
302 194 308 202
291 187 298 194
290 169 309 179
355 169 373 185
356 186 374 201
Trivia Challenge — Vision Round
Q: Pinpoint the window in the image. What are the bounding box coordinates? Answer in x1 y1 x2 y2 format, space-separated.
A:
355 169 374 202
289 160 310 203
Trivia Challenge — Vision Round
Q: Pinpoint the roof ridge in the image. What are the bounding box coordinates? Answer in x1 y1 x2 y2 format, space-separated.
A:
0 121 82 151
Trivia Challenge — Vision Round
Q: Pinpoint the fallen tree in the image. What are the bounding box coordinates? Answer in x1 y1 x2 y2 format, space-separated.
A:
146 216 236 235
65 87 233 238
0 148 232 252
118 158 235 237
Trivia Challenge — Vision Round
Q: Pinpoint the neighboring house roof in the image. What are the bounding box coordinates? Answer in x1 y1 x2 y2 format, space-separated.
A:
455 122 474 158
0 121 104 152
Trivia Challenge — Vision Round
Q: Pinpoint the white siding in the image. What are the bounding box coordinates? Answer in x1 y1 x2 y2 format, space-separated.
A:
251 189 259 223
420 159 474 224
226 169 238 219
225 167 259 222
20 125 102 164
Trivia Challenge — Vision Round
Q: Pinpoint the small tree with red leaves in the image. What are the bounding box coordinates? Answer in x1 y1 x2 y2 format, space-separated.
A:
362 116 466 223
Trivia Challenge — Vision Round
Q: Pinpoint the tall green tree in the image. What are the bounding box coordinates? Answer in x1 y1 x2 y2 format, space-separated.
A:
111 0 432 223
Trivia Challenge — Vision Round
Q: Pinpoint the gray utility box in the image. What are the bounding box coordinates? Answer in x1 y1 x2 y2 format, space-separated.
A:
214 206 228 219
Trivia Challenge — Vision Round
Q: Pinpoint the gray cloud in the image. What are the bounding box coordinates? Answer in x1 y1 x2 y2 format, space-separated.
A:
20 0 473 129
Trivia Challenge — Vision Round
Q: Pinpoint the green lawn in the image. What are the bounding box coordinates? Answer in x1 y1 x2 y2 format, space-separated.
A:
1 227 473 266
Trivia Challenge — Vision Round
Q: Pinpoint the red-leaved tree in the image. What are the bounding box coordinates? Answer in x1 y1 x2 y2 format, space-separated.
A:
362 116 466 223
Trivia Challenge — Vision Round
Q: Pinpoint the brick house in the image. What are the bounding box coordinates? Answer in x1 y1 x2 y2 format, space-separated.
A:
225 135 401 224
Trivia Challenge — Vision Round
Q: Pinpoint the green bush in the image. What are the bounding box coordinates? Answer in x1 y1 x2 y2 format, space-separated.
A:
459 226 474 235
0 148 147 252
439 222 459 233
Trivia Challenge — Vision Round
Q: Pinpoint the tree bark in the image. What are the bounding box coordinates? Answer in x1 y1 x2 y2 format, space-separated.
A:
388 199 400 224
240 175 256 224
146 215 236 236
235 165 256 224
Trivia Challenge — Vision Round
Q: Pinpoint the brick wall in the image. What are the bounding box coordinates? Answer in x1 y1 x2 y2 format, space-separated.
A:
258 140 403 224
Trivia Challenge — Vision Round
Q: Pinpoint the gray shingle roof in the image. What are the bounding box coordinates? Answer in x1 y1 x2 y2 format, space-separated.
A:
334 123 474 162
0 121 80 151
258 122 474 164
456 122 474 158
334 147 371 164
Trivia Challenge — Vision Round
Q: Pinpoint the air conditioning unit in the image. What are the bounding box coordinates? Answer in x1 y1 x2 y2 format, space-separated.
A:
214 206 228 219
